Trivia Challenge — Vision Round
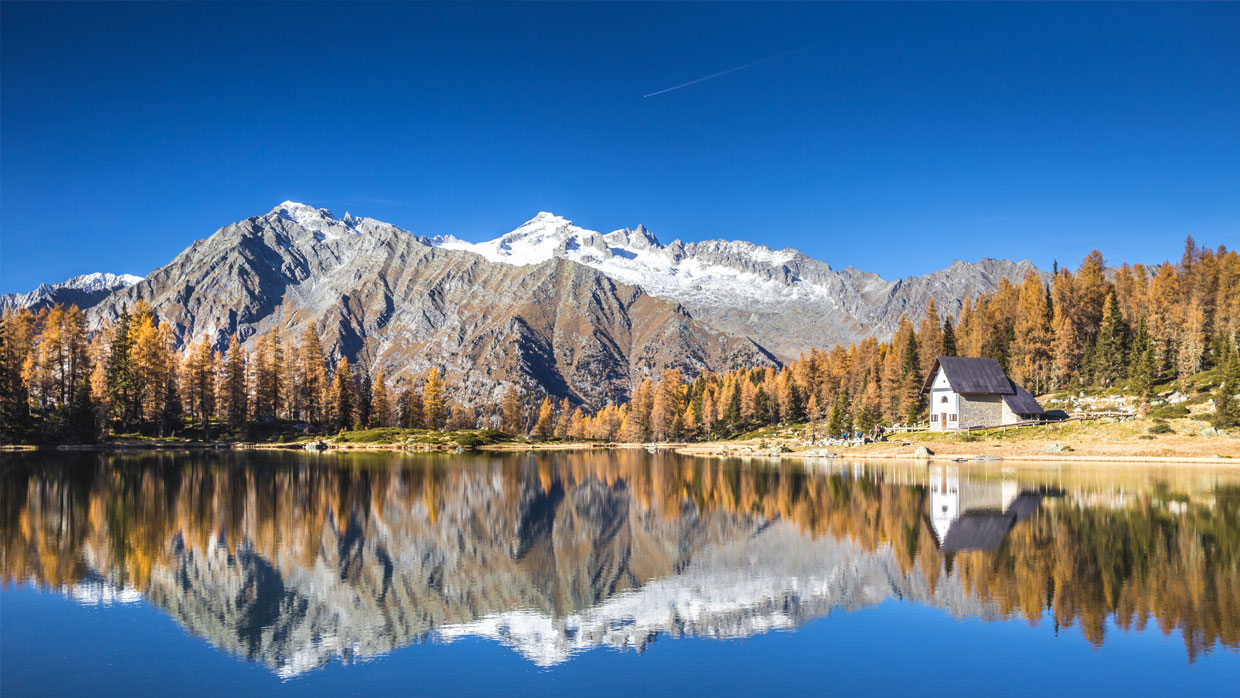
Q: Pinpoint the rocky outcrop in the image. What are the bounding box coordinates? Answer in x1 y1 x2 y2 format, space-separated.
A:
0 272 141 313
6 202 1044 402
434 212 1046 360
82 203 775 408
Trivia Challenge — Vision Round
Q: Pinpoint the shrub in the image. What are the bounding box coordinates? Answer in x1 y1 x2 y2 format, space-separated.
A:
1148 423 1175 435
1150 404 1190 419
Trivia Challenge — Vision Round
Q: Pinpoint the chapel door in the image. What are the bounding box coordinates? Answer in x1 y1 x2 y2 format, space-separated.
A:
941 413 947 429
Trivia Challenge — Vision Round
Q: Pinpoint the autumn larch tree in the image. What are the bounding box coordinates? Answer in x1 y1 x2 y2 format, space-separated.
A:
1010 271 1054 394
297 324 328 425
370 370 392 428
533 396 554 439
422 367 445 430
402 386 424 429
500 385 523 435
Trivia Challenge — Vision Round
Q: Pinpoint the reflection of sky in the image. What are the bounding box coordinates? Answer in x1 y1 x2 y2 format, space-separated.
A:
3 586 1234 698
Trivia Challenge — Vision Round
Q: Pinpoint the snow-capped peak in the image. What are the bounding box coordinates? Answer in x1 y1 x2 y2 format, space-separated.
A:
58 272 143 292
268 201 399 238
271 200 336 231
427 213 817 309
1 271 145 312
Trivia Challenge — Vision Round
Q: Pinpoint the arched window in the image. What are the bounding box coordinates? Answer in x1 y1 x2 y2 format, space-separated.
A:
940 396 948 403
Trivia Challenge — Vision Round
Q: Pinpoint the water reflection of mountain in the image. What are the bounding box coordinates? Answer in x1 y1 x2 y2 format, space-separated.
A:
2 451 1237 673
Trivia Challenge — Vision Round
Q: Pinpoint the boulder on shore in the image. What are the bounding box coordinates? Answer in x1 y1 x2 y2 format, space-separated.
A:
1043 443 1073 453
913 445 934 457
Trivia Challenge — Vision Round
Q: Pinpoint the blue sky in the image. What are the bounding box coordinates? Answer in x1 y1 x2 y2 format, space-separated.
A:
2 2 1237 293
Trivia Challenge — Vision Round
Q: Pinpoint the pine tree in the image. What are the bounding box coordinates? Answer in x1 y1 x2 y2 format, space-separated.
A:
357 371 373 428
783 378 806 423
827 389 852 437
724 381 741 427
65 378 98 444
422 368 445 430
0 312 33 441
899 331 922 423
1214 338 1240 428
1129 317 1157 400
534 397 554 439
331 357 356 431
1091 290 1131 387
60 305 90 407
941 315 957 357
221 334 248 428
105 305 139 431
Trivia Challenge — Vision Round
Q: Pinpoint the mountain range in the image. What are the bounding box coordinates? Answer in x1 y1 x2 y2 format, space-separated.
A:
0 272 142 313
2 202 1040 408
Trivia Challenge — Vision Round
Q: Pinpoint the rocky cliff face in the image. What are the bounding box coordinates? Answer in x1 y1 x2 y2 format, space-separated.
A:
84 203 774 407
0 272 142 313
7 202 1045 404
435 213 1045 359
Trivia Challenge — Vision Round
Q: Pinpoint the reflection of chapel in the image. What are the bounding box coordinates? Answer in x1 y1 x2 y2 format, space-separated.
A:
925 466 1043 553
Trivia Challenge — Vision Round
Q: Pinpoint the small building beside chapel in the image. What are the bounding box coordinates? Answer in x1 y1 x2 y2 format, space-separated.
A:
922 356 1045 431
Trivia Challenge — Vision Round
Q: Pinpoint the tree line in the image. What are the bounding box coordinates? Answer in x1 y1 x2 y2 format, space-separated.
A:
0 300 523 443
572 238 1240 441
2 237 1238 444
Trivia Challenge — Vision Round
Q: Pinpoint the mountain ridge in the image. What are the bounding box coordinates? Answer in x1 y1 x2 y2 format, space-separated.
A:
3 202 1043 406
428 211 1044 358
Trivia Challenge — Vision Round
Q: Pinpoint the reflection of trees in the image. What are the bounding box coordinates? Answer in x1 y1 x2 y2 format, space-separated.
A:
2 451 1237 661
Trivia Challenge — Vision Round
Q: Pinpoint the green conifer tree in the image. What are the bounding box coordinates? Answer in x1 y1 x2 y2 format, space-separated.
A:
1214 339 1240 428
1092 291 1131 386
941 316 957 357
1128 317 1156 400
105 306 139 431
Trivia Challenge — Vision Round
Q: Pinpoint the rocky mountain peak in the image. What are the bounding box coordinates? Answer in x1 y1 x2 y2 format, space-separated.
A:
1 272 143 313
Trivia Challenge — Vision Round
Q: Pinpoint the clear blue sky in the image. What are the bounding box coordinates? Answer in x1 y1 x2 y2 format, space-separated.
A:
2 2 1237 293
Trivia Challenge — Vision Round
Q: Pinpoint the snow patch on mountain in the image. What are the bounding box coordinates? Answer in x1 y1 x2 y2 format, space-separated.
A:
269 201 404 239
428 212 1043 357
1 271 144 312
429 213 820 308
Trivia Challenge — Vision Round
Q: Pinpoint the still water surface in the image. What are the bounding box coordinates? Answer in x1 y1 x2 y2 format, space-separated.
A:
2 450 1237 696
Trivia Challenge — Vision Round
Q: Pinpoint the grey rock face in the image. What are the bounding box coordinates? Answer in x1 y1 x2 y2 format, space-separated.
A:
84 203 775 408
0 272 142 313
10 202 1045 404
431 213 1046 360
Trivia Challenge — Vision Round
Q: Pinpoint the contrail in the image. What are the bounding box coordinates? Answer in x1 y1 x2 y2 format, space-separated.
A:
643 47 808 98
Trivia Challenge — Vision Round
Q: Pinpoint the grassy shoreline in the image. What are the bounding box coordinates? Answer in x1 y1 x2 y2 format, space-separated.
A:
4 415 1237 466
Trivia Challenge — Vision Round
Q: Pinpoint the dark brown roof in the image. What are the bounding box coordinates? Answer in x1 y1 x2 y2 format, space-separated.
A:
921 356 1013 394
940 512 1014 553
1002 380 1045 415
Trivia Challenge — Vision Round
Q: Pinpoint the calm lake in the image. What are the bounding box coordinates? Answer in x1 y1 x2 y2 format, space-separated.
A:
2 450 1237 697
